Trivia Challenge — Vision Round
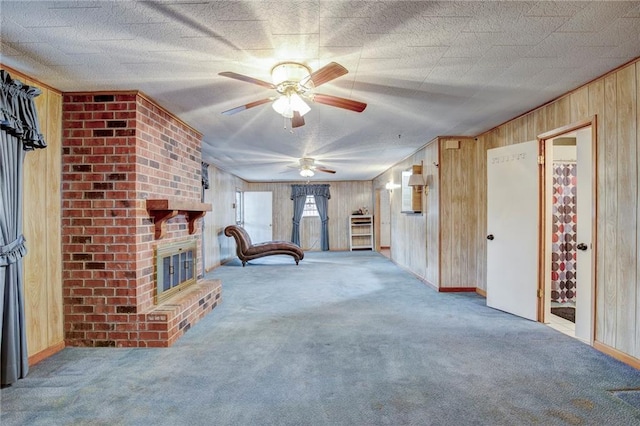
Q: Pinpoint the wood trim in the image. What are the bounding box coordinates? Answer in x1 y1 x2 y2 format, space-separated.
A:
537 117 598 336
593 340 640 370
372 137 439 181
438 287 476 293
28 341 65 366
537 138 546 322
0 63 62 94
537 117 595 141
437 140 443 288
374 189 381 251
476 288 487 297
590 118 599 344
476 57 639 140
146 199 212 239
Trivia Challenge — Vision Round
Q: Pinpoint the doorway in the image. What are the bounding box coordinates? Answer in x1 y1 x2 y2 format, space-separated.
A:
375 188 392 258
243 191 273 243
541 124 595 344
485 119 597 345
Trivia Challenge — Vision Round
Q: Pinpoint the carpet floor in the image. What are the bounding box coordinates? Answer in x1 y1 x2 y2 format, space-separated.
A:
2 251 640 425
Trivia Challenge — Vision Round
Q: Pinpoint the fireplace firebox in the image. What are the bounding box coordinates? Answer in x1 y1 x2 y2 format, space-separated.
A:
156 239 198 303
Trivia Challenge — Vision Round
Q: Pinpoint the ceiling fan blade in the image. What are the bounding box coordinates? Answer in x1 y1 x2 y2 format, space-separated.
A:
219 71 275 89
221 98 272 115
316 166 336 174
291 111 305 128
301 62 348 88
310 94 367 113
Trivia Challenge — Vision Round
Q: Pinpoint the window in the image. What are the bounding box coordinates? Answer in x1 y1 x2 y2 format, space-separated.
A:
302 195 319 217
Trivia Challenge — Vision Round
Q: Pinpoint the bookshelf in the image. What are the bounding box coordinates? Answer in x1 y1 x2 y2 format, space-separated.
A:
349 215 374 250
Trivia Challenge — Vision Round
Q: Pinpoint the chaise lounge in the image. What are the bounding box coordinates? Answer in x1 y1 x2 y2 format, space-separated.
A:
224 225 304 266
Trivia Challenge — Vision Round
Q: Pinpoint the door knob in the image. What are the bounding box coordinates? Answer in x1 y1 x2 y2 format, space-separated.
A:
577 243 588 251
487 234 494 241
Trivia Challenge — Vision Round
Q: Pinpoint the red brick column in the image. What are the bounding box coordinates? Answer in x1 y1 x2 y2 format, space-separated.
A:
61 92 216 347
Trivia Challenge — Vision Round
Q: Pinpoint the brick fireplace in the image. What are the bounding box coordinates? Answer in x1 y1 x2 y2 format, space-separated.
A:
61 91 221 347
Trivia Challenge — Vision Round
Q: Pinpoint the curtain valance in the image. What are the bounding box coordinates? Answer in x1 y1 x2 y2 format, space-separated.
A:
0 70 46 150
290 184 331 199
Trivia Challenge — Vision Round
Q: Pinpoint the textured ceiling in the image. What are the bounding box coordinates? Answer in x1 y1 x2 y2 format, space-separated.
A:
2 1 640 181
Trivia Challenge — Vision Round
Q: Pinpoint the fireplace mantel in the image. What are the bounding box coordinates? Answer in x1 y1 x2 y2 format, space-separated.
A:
146 199 212 239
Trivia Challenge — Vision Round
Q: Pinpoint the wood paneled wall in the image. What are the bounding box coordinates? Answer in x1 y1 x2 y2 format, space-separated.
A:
439 137 482 289
476 59 640 360
246 180 373 251
373 144 437 284
373 137 481 289
1 66 64 361
202 164 246 271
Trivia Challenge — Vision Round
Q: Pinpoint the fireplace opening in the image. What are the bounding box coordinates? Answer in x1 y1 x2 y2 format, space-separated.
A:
156 239 198 303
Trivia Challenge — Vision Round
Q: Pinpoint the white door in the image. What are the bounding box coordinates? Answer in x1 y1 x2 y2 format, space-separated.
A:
243 191 272 243
575 127 594 342
487 141 540 321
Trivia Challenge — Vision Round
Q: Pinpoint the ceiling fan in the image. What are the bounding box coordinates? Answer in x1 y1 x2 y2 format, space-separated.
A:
289 157 336 177
219 61 367 128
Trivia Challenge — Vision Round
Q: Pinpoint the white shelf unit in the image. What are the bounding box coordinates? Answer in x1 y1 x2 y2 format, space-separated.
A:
349 214 374 251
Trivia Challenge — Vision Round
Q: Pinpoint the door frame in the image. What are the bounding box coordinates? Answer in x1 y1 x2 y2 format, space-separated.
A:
537 117 598 341
375 189 381 251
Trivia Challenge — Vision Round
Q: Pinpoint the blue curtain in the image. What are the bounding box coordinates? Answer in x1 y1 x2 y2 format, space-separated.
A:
314 194 329 251
1 70 47 386
291 195 306 246
290 184 331 250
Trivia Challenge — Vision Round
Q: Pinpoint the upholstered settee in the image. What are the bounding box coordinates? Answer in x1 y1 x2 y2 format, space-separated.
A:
224 225 304 266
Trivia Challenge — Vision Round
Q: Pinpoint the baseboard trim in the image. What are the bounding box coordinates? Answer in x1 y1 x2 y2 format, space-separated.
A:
439 287 476 293
593 340 640 370
29 341 65 366
476 288 487 297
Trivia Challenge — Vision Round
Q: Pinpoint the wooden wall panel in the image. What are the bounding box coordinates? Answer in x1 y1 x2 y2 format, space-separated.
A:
373 146 433 284
23 89 50 355
588 79 607 343
476 59 640 361
602 73 619 346
247 180 373 251
203 165 246 270
424 141 440 286
636 64 640 357
614 64 637 355
2 66 65 359
439 137 480 288
571 86 590 122
45 91 63 346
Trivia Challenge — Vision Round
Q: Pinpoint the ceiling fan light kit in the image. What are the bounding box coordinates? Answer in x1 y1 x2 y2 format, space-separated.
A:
272 92 310 118
219 61 367 128
299 167 315 177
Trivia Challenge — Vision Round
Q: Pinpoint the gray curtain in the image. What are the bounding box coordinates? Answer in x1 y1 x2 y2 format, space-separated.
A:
290 184 331 250
291 194 306 246
1 70 47 386
313 194 330 251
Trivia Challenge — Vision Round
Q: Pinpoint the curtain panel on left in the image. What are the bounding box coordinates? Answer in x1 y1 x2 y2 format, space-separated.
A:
0 70 47 386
